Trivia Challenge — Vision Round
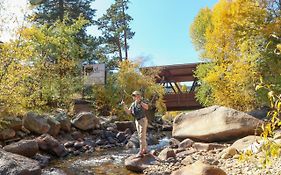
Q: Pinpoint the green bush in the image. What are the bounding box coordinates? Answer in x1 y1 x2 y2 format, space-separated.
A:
194 62 215 107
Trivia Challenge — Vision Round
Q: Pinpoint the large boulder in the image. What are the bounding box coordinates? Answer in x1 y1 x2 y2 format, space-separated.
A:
71 112 100 130
171 161 226 175
0 149 41 175
125 154 157 173
23 112 50 134
172 106 263 142
3 139 39 158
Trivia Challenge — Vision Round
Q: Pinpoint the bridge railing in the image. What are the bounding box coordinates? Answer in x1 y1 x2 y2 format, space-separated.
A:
164 92 202 111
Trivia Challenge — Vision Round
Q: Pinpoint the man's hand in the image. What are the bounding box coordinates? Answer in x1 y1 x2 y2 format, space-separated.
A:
122 100 131 115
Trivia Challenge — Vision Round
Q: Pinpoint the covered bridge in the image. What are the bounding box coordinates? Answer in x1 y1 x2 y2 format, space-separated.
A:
144 63 202 111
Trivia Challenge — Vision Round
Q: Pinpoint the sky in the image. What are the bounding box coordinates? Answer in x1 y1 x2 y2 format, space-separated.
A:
0 0 30 41
1 0 218 66
90 0 218 66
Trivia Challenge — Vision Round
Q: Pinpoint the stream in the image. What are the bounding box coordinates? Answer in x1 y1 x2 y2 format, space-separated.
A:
42 137 170 175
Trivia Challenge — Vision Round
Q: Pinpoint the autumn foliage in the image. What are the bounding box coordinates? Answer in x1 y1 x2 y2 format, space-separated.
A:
191 0 281 111
0 17 88 115
90 60 166 119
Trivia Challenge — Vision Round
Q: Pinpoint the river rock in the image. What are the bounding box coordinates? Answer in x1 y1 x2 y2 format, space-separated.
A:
231 135 263 153
46 116 61 136
0 128 16 140
125 154 157 173
231 135 260 151
169 138 181 148
0 149 41 175
179 138 194 148
247 107 269 120
192 142 226 151
71 112 100 130
23 112 50 134
72 99 92 114
5 116 22 131
36 134 67 157
116 132 126 142
33 153 50 168
54 111 71 132
171 160 226 175
3 139 39 157
158 148 176 161
115 121 136 132
172 105 263 142
220 147 238 159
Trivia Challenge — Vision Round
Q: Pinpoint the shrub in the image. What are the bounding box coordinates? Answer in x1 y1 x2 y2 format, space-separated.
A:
90 60 166 120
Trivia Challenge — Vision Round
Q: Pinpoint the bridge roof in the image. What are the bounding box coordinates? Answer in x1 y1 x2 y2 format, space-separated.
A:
143 63 200 83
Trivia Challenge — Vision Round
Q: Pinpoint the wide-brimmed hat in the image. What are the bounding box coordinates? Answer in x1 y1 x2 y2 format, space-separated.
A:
132 91 142 96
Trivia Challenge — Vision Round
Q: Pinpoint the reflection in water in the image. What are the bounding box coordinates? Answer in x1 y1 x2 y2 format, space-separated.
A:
43 137 170 175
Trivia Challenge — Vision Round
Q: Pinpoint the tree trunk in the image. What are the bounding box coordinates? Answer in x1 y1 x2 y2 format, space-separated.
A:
59 0 64 21
121 0 128 60
117 37 123 61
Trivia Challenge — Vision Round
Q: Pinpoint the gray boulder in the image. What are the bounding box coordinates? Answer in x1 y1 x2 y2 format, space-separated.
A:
71 112 100 130
0 128 15 140
172 105 263 142
23 112 50 134
36 134 67 157
0 149 41 175
3 139 39 158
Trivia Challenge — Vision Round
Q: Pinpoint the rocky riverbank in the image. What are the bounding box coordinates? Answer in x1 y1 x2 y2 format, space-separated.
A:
0 107 170 174
0 104 277 175
125 105 281 175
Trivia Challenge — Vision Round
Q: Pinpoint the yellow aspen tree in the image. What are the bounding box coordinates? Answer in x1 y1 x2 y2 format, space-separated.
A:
198 0 267 111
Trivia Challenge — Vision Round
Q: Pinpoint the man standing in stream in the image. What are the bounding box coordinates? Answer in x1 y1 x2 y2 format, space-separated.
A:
121 90 149 158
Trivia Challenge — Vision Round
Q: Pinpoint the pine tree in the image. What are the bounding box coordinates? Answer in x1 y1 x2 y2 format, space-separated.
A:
31 0 97 60
96 0 134 62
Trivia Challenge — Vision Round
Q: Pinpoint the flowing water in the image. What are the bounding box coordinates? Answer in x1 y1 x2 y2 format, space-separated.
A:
42 137 170 175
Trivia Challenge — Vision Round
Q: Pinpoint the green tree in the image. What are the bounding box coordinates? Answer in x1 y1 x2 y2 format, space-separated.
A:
18 17 87 111
31 0 95 25
96 0 134 62
30 0 98 61
0 4 91 115
258 0 281 101
194 62 215 107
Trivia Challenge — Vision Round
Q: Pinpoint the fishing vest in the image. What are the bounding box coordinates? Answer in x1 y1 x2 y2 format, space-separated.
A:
130 101 146 120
